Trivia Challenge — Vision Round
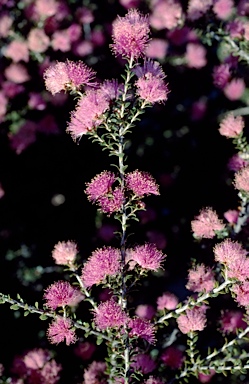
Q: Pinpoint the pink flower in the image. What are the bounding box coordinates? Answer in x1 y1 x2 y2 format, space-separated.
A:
219 310 246 333
227 256 249 281
223 78 245 100
47 317 77 345
177 306 207 334
100 79 124 100
213 0 234 19
35 0 58 18
67 89 109 139
157 292 179 310
227 154 249 172
51 30 71 52
0 14 13 38
4 40 29 63
186 264 215 292
161 346 185 369
28 28 50 53
126 170 160 196
44 281 83 310
85 171 116 201
213 64 231 89
0 91 8 123
83 361 107 384
131 353 156 374
146 39 168 60
185 43 207 69
81 247 121 288
44 60 96 95
135 304 156 320
129 317 156 344
234 166 249 192
4 63 30 84
98 187 124 215
9 121 37 154
232 282 249 306
93 299 128 330
191 208 225 239
74 341 96 360
126 243 165 271
224 209 239 224
213 239 247 264
52 241 78 265
111 9 150 59
226 19 245 38
144 377 164 384
187 0 213 20
219 113 244 138
198 370 215 383
149 0 183 30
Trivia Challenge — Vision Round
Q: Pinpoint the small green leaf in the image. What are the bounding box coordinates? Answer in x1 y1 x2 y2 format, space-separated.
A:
39 314 48 320
10 304 20 310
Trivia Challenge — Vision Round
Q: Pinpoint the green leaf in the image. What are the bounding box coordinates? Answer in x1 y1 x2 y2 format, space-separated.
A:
10 304 20 310
24 311 29 317
39 314 48 320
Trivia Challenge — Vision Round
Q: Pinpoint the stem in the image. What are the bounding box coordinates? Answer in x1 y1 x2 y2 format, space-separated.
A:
233 193 249 235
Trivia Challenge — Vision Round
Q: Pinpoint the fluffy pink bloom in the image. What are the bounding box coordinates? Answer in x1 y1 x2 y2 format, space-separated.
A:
35 0 58 18
213 0 234 19
213 64 231 89
0 91 8 123
129 317 156 344
111 9 150 59
161 346 185 369
234 166 249 193
224 209 239 224
52 241 77 265
93 299 128 330
226 19 245 38
227 154 249 172
149 0 183 30
136 67 169 104
227 256 249 281
9 121 36 154
67 89 109 139
185 43 207 69
73 40 93 57
232 282 249 306
4 63 30 83
135 304 156 320
146 38 168 59
219 310 246 333
186 264 215 292
191 208 225 238
177 306 207 334
187 0 213 20
98 187 124 215
51 30 71 52
83 361 107 384
219 113 244 138
126 170 160 196
44 281 83 310
198 370 215 383
28 28 50 53
127 243 165 271
47 317 77 345
0 14 13 38
4 40 29 62
223 78 245 100
213 239 247 264
85 171 116 201
44 60 96 95
157 292 179 310
131 353 156 374
81 247 121 288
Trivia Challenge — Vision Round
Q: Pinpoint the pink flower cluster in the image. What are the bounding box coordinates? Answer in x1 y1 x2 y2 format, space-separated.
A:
219 113 244 138
52 240 78 265
126 170 160 197
93 299 128 330
44 281 83 310
177 306 207 334
126 243 165 271
186 264 215 293
191 208 225 238
129 317 156 344
47 317 77 345
234 166 249 193
157 292 179 311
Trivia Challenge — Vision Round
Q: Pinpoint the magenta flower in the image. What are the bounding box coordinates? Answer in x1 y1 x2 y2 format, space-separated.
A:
67 89 110 139
93 299 128 330
135 66 169 104
44 60 96 95
52 241 78 265
129 317 156 344
227 256 249 282
161 346 185 369
191 207 225 239
98 187 124 215
131 353 156 374
219 113 244 138
83 361 107 384
85 171 116 202
186 264 215 293
126 243 165 271
126 170 160 197
47 317 77 345
213 239 247 264
157 292 179 311
219 310 247 334
81 247 121 288
213 64 231 89
177 306 207 334
234 166 249 193
232 282 249 307
111 9 150 59
100 79 124 100
44 281 83 310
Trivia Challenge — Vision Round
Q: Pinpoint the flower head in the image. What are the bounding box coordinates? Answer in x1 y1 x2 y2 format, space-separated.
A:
213 239 247 264
98 187 124 215
93 299 128 330
219 113 244 138
111 9 150 59
81 247 121 288
47 317 77 345
161 346 185 369
83 361 107 384
126 243 165 271
85 171 116 202
157 292 179 311
44 281 83 310
129 317 156 344
213 64 231 89
234 166 249 193
52 241 77 265
177 306 207 334
219 310 246 333
131 353 156 374
232 282 249 306
44 60 96 95
126 170 160 197
186 264 215 293
191 208 225 239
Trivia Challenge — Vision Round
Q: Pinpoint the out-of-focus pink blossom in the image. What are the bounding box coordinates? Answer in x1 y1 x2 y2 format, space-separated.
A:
144 377 164 384
83 361 107 384
219 113 244 138
232 282 249 306
0 14 13 37
52 241 78 265
73 40 93 57
177 306 207 334
135 304 156 320
226 19 245 38
149 0 183 30
191 208 225 238
186 264 215 292
198 370 215 383
223 78 245 100
131 353 156 374
227 154 249 172
146 39 168 60
185 43 207 69
0 91 8 123
4 63 30 83
9 121 36 154
219 310 247 333
224 209 239 224
76 7 94 24
66 24 81 43
119 0 140 9
47 317 77 345
213 0 234 19
74 342 96 360
4 40 29 62
213 64 231 89
190 98 207 121
51 30 71 52
234 166 249 193
2 81 24 98
187 0 213 20
157 292 179 310
161 346 184 369
28 92 46 110
28 28 50 53
238 0 249 15
35 0 58 18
